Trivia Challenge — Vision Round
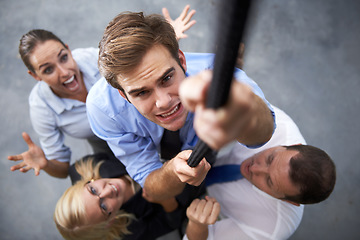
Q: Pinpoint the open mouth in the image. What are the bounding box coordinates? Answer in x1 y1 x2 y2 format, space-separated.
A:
156 103 186 128
64 75 74 84
160 104 180 118
63 75 79 91
110 184 118 196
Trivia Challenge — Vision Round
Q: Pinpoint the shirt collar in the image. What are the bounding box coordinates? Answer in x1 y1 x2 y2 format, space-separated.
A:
38 81 84 115
76 57 100 90
38 51 100 114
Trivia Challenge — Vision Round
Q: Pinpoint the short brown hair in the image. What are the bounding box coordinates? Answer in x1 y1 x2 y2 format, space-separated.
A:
284 145 336 204
98 11 179 91
19 29 66 73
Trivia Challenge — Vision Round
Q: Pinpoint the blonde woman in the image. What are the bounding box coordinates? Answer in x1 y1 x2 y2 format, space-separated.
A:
54 153 187 240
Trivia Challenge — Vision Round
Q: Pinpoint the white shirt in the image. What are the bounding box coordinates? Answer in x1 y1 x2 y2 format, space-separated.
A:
184 107 306 240
29 47 101 162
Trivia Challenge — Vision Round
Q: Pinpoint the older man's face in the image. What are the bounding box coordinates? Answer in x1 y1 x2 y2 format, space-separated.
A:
241 146 301 200
117 44 188 131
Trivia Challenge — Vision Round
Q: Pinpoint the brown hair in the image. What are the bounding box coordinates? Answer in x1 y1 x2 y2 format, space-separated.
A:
19 29 66 73
284 145 336 204
98 11 180 91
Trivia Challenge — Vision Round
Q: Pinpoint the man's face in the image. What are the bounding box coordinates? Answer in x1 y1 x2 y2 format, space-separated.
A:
117 44 188 131
241 146 301 200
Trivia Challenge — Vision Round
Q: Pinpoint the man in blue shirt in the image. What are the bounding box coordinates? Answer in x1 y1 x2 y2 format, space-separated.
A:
86 12 275 202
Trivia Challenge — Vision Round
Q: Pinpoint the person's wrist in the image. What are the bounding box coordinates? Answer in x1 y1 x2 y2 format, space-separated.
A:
166 158 182 182
40 157 51 171
161 197 179 212
188 219 207 229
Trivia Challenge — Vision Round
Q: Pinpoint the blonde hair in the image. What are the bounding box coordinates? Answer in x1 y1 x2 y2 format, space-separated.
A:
54 158 134 240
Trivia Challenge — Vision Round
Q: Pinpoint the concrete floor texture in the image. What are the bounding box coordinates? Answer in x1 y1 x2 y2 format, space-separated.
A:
0 0 359 239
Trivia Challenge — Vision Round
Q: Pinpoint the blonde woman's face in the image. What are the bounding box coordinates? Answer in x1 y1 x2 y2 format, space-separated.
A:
82 178 131 225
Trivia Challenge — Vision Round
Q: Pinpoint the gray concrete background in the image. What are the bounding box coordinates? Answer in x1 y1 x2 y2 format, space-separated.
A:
0 0 359 239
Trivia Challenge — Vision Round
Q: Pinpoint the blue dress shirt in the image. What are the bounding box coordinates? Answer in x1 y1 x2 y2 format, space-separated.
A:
86 52 274 186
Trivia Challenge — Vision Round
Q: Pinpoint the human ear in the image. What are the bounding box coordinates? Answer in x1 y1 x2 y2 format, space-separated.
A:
118 89 127 99
118 89 131 103
28 70 41 81
287 143 302 147
178 49 187 72
282 199 301 206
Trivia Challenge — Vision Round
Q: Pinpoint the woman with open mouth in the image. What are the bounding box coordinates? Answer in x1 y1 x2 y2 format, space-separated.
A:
7 5 197 179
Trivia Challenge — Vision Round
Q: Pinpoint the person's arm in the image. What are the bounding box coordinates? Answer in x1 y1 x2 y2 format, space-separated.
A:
162 5 196 41
24 89 72 178
124 189 184 240
143 150 211 202
86 81 208 199
179 70 274 150
142 188 179 212
8 132 69 178
185 196 220 240
157 197 179 213
235 43 245 69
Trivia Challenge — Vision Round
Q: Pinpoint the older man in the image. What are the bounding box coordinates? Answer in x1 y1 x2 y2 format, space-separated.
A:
182 104 335 240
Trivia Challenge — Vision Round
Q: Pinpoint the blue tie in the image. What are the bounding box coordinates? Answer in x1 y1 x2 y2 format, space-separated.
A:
205 164 243 187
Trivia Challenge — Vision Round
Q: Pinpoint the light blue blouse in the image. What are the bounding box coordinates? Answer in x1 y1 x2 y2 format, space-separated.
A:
29 47 102 162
